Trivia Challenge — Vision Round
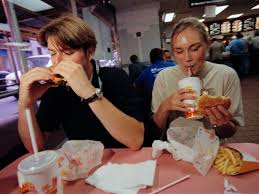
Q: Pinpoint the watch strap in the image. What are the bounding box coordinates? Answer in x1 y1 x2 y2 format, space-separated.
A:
82 88 102 104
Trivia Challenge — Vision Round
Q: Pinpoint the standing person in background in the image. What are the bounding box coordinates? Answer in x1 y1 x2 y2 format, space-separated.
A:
251 30 259 74
152 17 244 139
128 54 146 83
163 49 173 62
17 15 144 152
228 32 250 76
209 38 224 64
135 48 175 117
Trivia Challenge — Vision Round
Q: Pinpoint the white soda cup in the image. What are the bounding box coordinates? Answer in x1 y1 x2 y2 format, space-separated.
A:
178 77 203 119
17 150 63 194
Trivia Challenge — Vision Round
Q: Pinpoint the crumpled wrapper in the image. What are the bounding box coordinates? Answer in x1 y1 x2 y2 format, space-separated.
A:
224 178 243 194
57 140 104 181
192 127 219 175
152 120 219 175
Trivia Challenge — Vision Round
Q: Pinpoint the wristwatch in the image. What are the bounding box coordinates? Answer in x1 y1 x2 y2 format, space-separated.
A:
213 121 237 138
83 88 103 104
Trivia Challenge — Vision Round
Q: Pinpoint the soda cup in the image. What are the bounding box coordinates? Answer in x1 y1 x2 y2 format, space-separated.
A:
17 150 63 194
178 77 203 119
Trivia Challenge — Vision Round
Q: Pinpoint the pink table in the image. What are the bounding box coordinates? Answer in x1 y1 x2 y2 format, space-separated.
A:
0 143 259 194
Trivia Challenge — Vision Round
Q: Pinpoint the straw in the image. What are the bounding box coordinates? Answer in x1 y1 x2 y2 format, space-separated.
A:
188 67 193 77
25 108 39 161
149 175 190 194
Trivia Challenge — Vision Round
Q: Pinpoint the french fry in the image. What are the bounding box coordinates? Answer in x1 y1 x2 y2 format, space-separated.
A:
224 148 237 165
222 159 229 174
214 156 227 165
213 146 242 175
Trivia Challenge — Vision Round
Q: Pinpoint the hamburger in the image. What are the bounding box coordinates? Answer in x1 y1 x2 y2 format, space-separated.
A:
197 93 231 115
48 66 66 85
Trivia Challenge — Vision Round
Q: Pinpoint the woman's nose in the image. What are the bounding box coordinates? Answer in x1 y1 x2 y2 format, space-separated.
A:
184 51 192 62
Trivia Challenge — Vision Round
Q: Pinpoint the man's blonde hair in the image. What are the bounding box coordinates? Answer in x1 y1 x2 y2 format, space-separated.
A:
38 15 97 52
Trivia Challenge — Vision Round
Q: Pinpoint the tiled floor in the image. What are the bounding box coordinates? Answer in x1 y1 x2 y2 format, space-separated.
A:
226 75 259 144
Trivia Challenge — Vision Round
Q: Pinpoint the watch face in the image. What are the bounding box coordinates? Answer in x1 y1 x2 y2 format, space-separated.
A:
96 88 103 98
82 88 103 104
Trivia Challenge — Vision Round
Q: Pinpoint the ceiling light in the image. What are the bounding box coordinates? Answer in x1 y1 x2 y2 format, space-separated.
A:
203 5 229 17
251 4 259 10
227 14 243 19
162 13 175 23
199 19 205 22
4 42 30 47
215 5 229 15
8 0 53 12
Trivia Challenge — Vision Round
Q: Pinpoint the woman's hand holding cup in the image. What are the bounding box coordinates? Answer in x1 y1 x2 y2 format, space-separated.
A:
163 88 197 113
178 77 203 119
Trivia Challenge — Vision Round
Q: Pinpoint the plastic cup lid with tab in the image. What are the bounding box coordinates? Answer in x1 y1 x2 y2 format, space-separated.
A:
18 150 57 174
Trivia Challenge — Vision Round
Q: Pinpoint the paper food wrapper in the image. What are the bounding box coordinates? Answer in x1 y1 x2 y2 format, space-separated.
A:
192 127 219 175
223 146 259 176
237 152 259 174
152 121 219 175
57 140 104 181
239 160 259 174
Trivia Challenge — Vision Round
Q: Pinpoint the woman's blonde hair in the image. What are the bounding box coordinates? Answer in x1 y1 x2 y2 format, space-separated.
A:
171 17 209 44
38 15 97 52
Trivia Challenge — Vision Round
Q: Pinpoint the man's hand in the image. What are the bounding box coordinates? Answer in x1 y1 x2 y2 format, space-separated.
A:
51 61 95 99
19 67 53 107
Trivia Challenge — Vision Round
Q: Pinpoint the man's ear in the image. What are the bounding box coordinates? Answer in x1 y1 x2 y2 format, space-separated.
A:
86 47 95 58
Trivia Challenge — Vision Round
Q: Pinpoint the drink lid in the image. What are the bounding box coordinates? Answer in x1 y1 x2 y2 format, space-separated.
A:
18 150 57 174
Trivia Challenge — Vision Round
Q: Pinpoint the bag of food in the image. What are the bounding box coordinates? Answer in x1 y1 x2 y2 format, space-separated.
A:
166 126 219 175
57 140 104 181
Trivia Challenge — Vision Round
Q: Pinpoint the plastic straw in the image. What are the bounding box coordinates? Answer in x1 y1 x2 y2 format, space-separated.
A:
25 108 39 161
149 175 190 194
188 67 193 77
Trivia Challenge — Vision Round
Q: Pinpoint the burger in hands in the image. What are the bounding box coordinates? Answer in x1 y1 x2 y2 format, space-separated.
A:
48 65 66 86
197 92 231 115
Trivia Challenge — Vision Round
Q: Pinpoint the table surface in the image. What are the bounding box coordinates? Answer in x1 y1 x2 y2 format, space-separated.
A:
0 143 259 194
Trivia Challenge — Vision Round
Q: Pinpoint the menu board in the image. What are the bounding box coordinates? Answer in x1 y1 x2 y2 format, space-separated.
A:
232 20 242 32
209 23 221 35
206 15 258 35
256 17 259 29
221 21 231 34
243 18 255 31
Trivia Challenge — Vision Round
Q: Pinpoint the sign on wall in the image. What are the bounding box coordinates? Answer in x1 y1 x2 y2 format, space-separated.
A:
256 17 259 29
206 16 258 35
189 0 228 7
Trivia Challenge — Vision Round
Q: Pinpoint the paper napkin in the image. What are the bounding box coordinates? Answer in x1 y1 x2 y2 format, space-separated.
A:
85 160 156 194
